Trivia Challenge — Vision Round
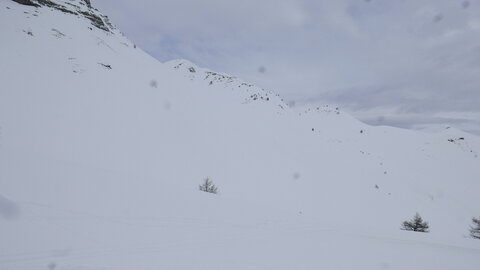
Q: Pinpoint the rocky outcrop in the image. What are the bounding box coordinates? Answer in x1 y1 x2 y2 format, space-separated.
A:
10 0 113 32
83 0 91 8
11 0 40 7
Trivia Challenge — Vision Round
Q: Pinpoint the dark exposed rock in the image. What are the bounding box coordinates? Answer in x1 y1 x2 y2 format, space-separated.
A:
101 15 114 29
78 10 110 32
99 63 112 69
37 0 78 15
83 0 91 8
11 0 40 7
10 0 112 32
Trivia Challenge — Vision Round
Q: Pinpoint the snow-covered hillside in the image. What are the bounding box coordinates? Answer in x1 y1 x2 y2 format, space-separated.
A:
0 0 479 269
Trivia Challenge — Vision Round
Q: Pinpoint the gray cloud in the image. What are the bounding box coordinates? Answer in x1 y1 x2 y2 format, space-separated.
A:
358 112 480 134
94 0 480 134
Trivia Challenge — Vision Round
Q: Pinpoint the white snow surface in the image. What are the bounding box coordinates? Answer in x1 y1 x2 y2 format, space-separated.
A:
0 0 479 269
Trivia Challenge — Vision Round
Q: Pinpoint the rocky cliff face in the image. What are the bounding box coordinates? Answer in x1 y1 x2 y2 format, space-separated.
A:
11 0 113 32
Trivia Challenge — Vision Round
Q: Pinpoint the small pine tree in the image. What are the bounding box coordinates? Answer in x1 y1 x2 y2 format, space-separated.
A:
199 177 218 194
401 213 429 232
470 217 480 239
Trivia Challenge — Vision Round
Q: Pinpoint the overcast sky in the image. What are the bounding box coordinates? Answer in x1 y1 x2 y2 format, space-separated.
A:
94 0 480 135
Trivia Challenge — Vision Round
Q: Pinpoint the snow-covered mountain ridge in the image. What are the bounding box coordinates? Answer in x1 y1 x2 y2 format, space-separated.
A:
165 59 288 111
1 0 479 269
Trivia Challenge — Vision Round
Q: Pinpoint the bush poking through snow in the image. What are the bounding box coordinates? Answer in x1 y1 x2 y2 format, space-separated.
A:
401 213 429 232
199 178 218 194
470 217 480 239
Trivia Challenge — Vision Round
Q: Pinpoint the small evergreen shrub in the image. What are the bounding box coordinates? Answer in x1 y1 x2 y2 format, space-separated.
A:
401 213 429 232
470 217 480 239
199 178 218 194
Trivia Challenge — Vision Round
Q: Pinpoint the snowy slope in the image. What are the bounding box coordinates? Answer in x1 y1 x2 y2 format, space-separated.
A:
0 0 479 269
